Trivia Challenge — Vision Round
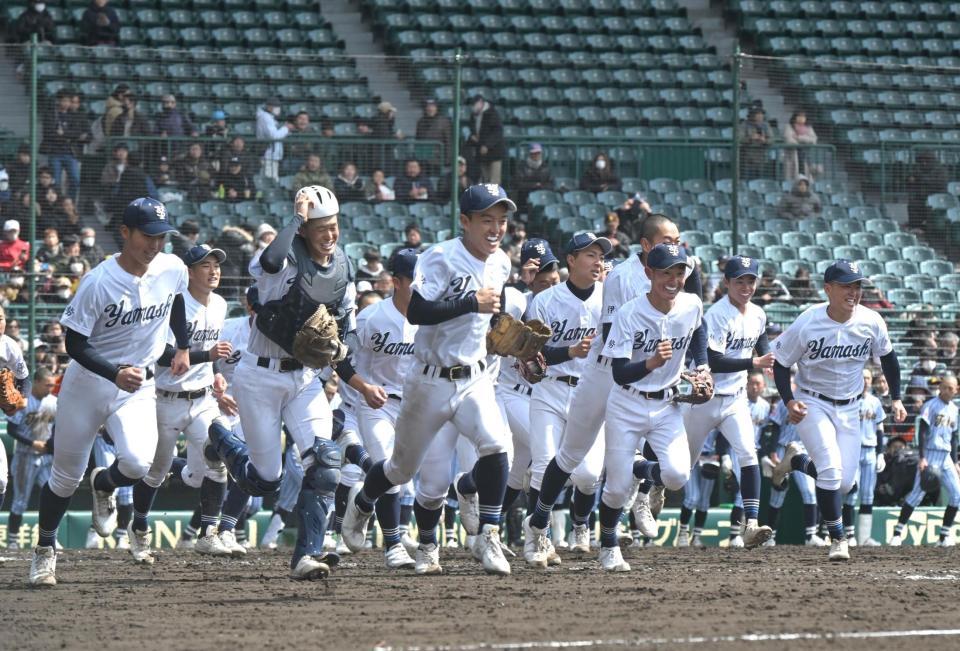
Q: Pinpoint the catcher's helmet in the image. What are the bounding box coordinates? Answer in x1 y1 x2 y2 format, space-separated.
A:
295 185 339 220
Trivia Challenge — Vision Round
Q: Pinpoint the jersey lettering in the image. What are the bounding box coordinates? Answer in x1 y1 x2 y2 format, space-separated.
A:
186 320 222 344
370 331 415 356
442 275 477 302
103 294 174 328
633 328 691 352
549 318 595 344
805 337 871 361
726 332 758 351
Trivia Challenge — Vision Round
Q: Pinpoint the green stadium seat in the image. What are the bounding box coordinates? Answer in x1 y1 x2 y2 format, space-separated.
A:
904 274 939 291
781 232 814 248
849 231 882 249
924 288 957 304
764 245 798 262
816 232 847 248
923 260 955 277
868 245 901 262
887 288 922 305
902 245 936 262
869 274 904 292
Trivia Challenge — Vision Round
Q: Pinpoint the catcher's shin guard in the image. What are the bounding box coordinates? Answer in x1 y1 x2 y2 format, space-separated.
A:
207 421 282 497
292 438 341 567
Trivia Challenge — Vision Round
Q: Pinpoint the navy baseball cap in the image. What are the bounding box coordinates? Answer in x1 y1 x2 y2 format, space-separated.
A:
646 242 688 270
520 238 559 272
122 197 178 236
564 232 613 256
389 247 419 279
824 259 864 284
181 243 226 267
459 184 517 214
724 255 759 279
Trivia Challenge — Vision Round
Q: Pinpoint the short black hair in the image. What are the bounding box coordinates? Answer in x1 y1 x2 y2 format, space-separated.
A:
640 213 673 242
404 223 420 235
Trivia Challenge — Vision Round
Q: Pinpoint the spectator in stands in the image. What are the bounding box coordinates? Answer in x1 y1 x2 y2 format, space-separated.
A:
333 161 365 203
373 102 403 141
415 99 452 175
596 212 631 259
364 168 396 203
35 228 61 265
502 223 526 269
394 159 430 204
156 94 197 142
59 197 82 240
50 235 89 278
108 91 151 140
150 154 173 187
580 152 621 194
45 277 74 305
739 107 773 180
256 97 293 181
5 318 24 352
861 284 893 310
777 175 821 219
0 220 30 271
254 223 276 252
37 166 55 193
753 268 791 306
215 224 256 292
102 84 130 139
204 110 230 167
170 219 200 258
906 151 948 232
215 156 253 203
110 151 152 226
401 224 422 251
39 185 67 235
10 1 57 45
285 111 318 174
293 153 333 192
435 156 470 203
512 143 553 216
14 192 38 229
0 164 9 205
356 249 384 282
938 332 960 376
79 226 105 268
80 0 120 47
466 94 505 185
373 270 394 298
788 267 820 304
7 144 31 196
41 89 84 202
175 142 213 202
222 135 256 174
904 317 935 356
782 111 819 180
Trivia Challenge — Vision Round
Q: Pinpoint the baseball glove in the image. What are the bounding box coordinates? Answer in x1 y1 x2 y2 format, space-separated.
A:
516 352 547 385
487 315 552 360
0 368 26 415
291 304 348 369
673 369 714 405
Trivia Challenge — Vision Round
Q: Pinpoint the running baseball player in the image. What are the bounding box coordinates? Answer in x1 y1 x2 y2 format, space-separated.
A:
0 304 31 517
86 430 134 550
29 197 191 586
772 260 906 561
678 430 719 548
5 369 56 549
341 184 514 576
842 367 886 546
259 435 305 549
597 243 707 571
522 215 701 550
132 244 233 562
523 232 610 568
685 256 773 548
206 185 353 581
889 374 959 547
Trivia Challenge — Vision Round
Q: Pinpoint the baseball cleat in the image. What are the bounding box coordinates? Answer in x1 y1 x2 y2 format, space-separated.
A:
453 472 480 536
414 543 442 575
29 545 57 587
523 516 550 569
648 485 665 518
624 477 641 511
546 542 562 567
742 521 773 548
335 534 351 555
772 442 802 489
477 524 511 576
728 535 745 548
176 536 196 550
89 467 118 538
261 513 285 550
219 530 247 557
115 533 130 550
402 532 420 556
805 535 829 547
828 538 850 561
936 535 956 548
571 524 591 554
7 541 20 551
888 533 903 547
321 532 335 551
599 546 631 572
289 555 329 581
846 535 858 548
85 528 101 550
690 534 706 549
860 537 880 547
127 523 155 565
341 484 372 553
196 531 232 557
444 535 460 550
631 493 658 538
384 542 416 569
677 528 690 548
762 536 776 547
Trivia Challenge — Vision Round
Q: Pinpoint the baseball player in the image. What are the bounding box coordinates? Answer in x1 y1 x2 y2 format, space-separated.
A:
522 233 610 568
684 256 773 548
0 304 31 517
772 260 906 561
678 430 719 548
259 435 305 549
842 367 886 546
889 374 959 547
597 243 707 571
29 197 191 586
522 215 701 550
5 369 56 550
85 430 134 550
341 184 514 576
206 185 354 581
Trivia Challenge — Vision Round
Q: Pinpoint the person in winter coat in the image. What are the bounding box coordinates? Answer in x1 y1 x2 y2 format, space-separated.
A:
777 175 822 219
80 0 120 46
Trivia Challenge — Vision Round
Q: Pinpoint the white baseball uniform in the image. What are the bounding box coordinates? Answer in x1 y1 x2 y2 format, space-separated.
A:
602 291 703 507
773 303 893 493
50 252 188 497
213 315 251 433
146 289 228 489
335 380 364 487
0 334 29 496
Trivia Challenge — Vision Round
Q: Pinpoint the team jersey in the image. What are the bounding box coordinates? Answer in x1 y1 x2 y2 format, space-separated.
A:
705 296 767 395
602 291 703 393
409 238 511 367
353 297 417 396
339 380 360 411
859 392 886 448
0 334 28 380
9 392 57 454
214 316 252 385
748 396 771 449
527 281 601 379
770 400 803 449
773 303 892 401
246 245 357 360
495 287 530 389
919 396 959 453
61 252 188 369
156 290 227 392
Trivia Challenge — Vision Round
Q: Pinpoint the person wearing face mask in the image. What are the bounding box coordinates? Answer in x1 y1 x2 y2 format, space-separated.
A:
50 235 90 279
36 228 62 265
12 1 57 46
0 220 30 271
580 152 621 194
466 94 505 185
256 97 294 181
47 277 75 304
512 143 554 216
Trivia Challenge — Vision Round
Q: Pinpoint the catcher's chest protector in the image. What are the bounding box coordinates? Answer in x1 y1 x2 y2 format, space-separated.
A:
255 237 351 355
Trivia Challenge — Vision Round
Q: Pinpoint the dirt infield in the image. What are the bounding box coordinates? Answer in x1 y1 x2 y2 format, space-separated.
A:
3 545 960 650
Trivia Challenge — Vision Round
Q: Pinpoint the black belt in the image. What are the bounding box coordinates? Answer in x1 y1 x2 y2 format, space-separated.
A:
512 383 532 396
423 360 485 381
118 365 154 380
158 386 211 400
548 375 579 387
388 393 402 401
622 385 678 400
803 391 861 406
258 356 303 372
